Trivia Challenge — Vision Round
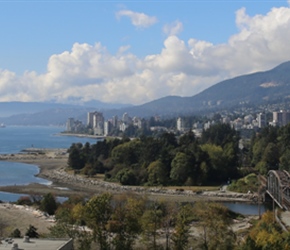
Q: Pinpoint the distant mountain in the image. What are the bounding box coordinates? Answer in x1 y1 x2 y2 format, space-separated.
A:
2 61 290 125
0 101 132 117
103 61 290 118
190 60 290 109
1 107 91 126
0 101 132 125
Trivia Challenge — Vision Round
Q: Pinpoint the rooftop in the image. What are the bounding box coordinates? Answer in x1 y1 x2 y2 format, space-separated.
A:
0 238 73 250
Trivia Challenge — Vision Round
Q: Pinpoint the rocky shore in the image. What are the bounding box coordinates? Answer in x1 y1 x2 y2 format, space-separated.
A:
0 148 258 203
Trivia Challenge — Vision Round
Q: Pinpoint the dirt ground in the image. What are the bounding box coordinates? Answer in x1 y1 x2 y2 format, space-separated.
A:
0 203 55 237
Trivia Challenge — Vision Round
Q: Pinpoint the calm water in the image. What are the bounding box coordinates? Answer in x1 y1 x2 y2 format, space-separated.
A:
0 161 51 186
223 202 270 215
0 126 98 202
0 125 98 154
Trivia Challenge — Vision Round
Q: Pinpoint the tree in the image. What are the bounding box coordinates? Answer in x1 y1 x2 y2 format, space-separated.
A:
10 228 21 238
108 194 146 250
194 202 235 250
201 144 225 182
141 200 165 250
40 192 58 215
179 130 196 147
171 204 193 250
116 168 137 185
147 160 168 186
201 123 239 148
25 225 39 238
111 140 141 166
170 152 192 185
84 193 113 250
246 211 284 249
68 144 85 170
50 200 90 248
280 149 290 171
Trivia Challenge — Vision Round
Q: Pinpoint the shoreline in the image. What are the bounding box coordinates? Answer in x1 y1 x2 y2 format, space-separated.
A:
0 148 258 203
57 132 105 139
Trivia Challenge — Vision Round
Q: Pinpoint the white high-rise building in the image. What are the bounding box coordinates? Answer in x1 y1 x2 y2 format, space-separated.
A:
177 117 185 132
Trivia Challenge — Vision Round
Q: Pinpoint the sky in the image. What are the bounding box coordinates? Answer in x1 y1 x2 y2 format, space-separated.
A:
0 0 290 106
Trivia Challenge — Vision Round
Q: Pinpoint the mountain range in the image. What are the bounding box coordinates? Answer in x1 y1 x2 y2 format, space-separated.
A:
1 60 290 125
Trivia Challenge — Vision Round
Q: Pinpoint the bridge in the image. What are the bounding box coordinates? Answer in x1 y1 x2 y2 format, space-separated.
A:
266 170 290 210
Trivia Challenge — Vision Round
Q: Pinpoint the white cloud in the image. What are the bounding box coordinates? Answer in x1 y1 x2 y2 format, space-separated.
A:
163 20 183 36
116 10 158 28
0 5 290 105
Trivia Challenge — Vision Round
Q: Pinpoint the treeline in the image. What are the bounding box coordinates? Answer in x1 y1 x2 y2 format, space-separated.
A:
6 193 290 250
50 192 237 250
248 123 290 175
68 123 240 186
50 193 290 250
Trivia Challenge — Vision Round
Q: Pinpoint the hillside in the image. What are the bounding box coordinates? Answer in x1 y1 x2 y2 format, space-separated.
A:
103 61 290 118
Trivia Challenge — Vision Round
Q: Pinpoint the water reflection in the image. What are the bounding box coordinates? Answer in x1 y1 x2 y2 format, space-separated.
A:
222 201 271 215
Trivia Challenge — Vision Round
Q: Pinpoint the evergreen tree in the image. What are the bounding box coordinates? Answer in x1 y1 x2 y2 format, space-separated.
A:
40 192 58 215
25 225 39 238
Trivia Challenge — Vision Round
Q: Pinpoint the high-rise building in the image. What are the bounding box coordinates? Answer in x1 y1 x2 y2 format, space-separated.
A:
257 113 266 128
87 112 95 128
177 117 185 132
93 112 104 135
66 118 75 132
111 115 118 128
104 121 112 136
273 110 290 126
87 111 105 135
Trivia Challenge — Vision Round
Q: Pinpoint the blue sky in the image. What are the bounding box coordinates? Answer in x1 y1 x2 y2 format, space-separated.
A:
0 0 290 105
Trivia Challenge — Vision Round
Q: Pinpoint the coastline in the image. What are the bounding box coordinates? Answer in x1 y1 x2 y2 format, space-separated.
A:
0 148 258 203
57 132 105 139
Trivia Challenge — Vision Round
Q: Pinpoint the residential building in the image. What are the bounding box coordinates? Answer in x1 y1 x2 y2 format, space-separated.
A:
273 110 290 126
93 112 104 135
66 118 84 132
257 113 266 128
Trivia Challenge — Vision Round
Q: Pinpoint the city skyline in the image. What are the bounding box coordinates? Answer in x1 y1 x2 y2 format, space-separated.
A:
0 0 290 105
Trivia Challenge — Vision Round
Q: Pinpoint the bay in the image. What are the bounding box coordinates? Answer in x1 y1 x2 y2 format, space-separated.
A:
0 161 51 186
0 125 99 202
0 125 98 154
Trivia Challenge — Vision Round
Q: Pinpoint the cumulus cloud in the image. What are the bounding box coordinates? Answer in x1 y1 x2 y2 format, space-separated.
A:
0 5 290 105
163 20 183 36
116 10 158 28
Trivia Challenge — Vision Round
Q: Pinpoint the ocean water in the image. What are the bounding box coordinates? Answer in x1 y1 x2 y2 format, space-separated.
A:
0 125 98 154
0 125 99 202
